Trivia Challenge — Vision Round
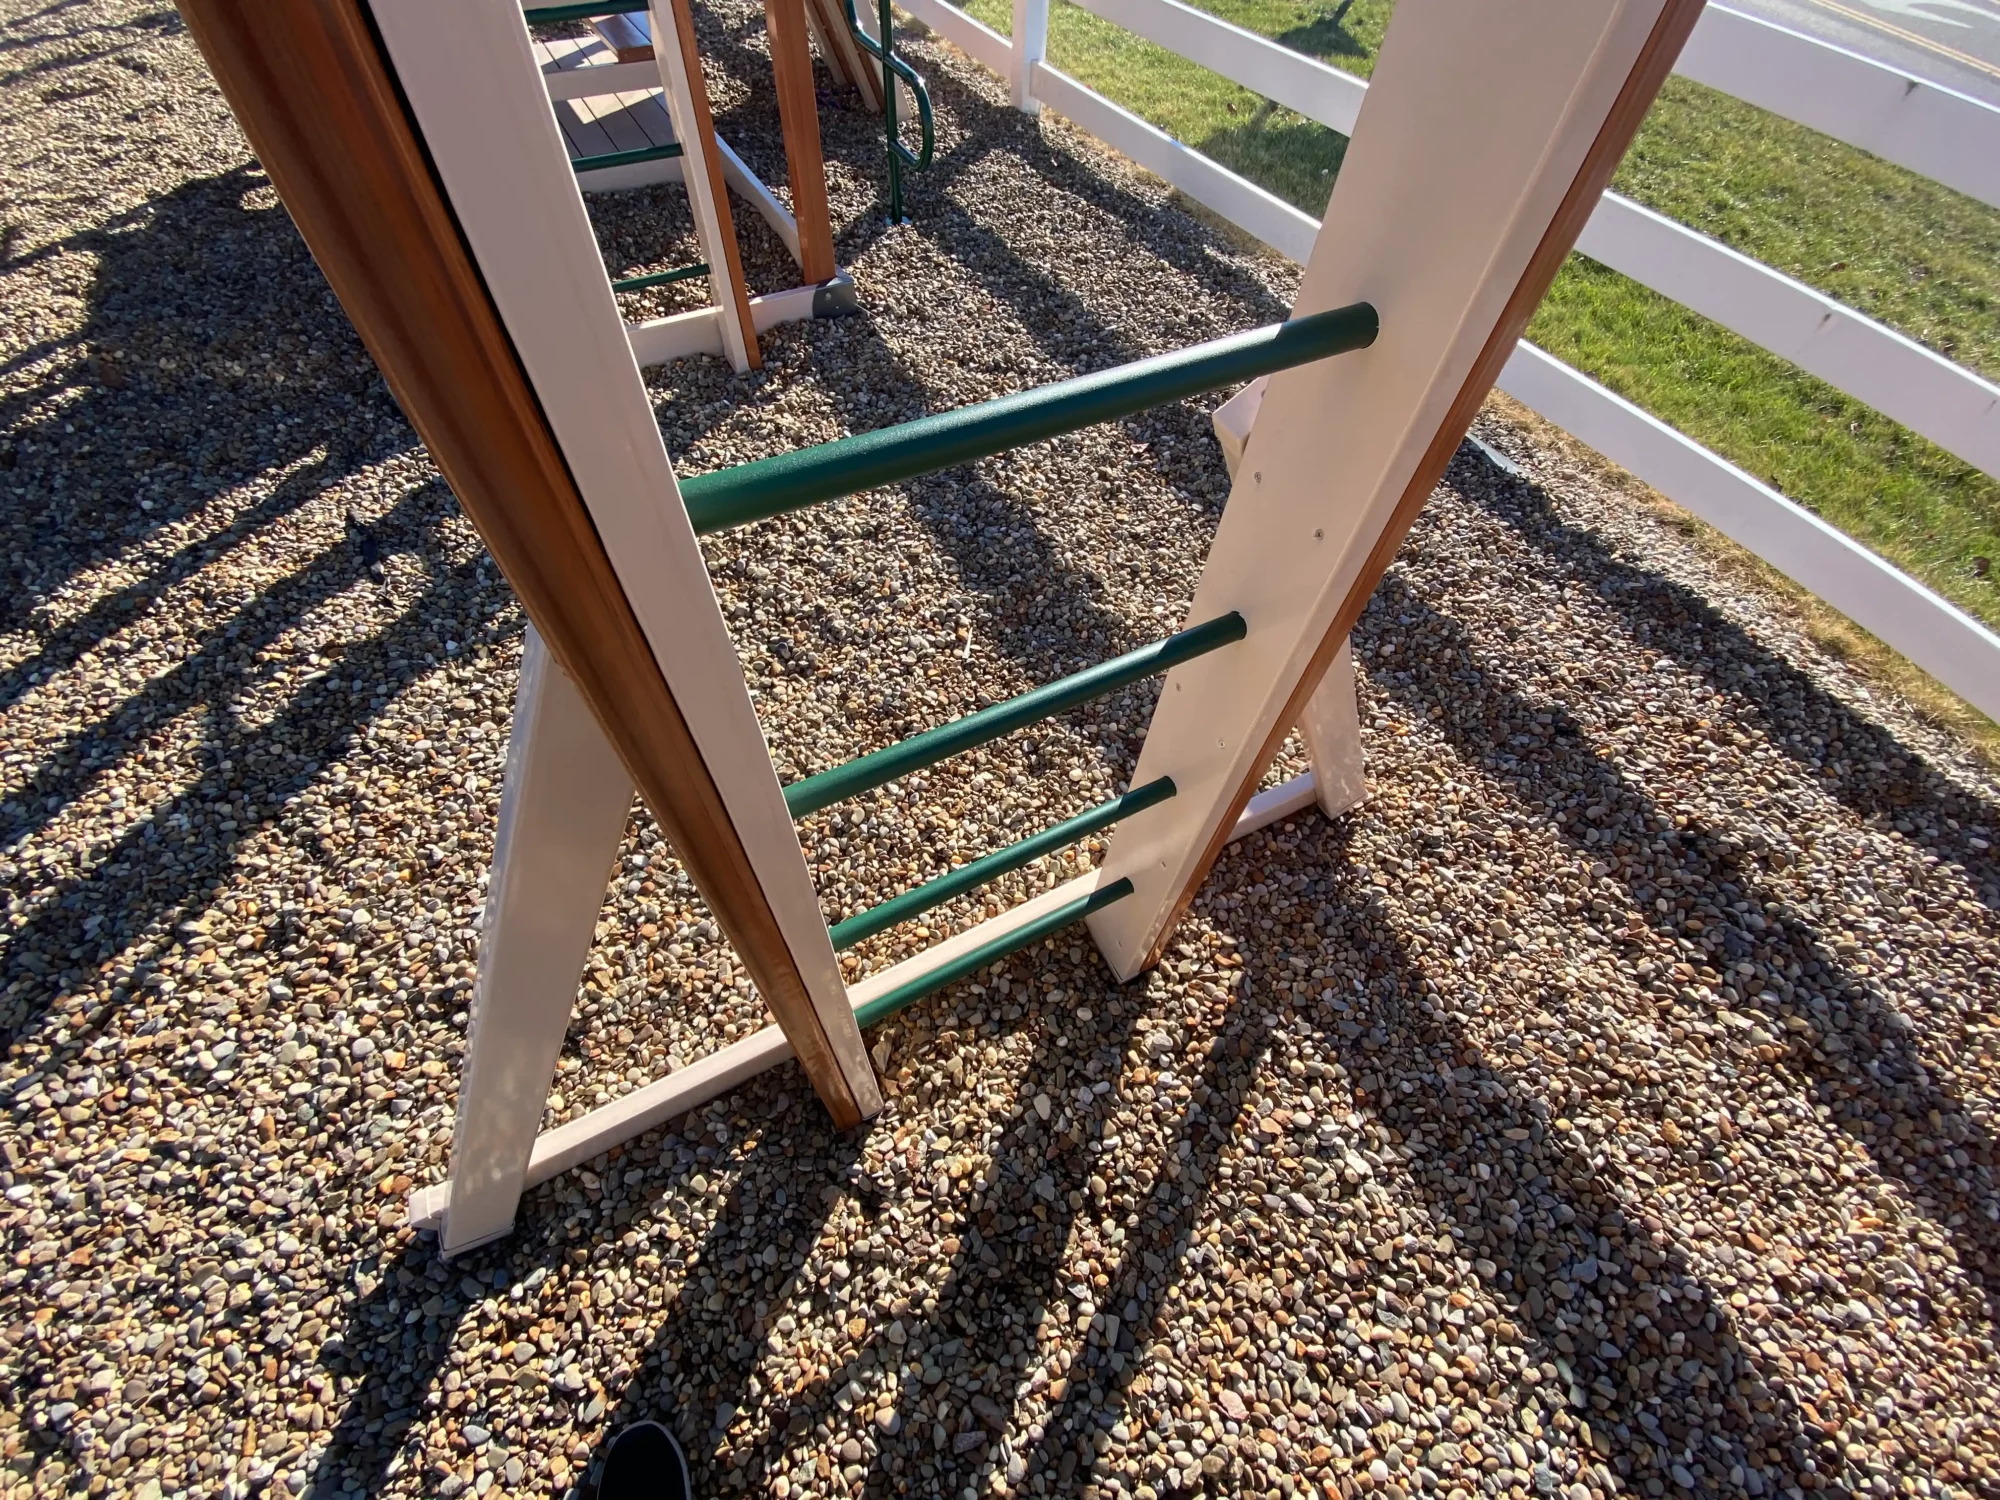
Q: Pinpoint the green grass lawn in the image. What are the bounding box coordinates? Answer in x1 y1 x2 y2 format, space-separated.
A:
943 0 2000 641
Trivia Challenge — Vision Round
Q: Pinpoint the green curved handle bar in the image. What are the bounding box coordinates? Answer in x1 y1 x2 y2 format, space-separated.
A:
841 0 936 171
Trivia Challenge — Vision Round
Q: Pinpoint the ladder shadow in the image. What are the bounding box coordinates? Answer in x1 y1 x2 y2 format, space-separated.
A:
1362 551 2000 1329
567 799 1843 1496
914 814 1838 1498
0 520 509 1053
580 1091 871 1489
1457 439 2000 919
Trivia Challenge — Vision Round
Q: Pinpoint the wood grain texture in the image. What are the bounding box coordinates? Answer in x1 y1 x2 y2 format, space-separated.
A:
659 0 762 368
805 0 881 106
173 0 860 1126
765 0 838 283
1127 0 1709 974
590 12 656 62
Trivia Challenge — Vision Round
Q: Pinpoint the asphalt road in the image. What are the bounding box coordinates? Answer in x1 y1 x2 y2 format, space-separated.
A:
1724 0 2000 108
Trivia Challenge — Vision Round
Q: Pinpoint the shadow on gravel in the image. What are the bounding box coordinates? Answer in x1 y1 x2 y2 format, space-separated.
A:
1469 447 2000 915
0 2 180 86
571 804 1838 1498
0 165 413 635
591 1112 861 1492
1366 445 2000 1320
0 535 510 1053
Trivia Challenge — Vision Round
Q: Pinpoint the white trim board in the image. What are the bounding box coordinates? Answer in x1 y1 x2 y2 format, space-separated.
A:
896 0 1015 77
407 768 1326 1233
1574 194 2000 482
1675 4 2000 214
1069 0 1365 136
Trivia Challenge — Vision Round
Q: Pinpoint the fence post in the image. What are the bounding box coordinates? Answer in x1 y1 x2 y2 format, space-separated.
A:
1011 0 1047 113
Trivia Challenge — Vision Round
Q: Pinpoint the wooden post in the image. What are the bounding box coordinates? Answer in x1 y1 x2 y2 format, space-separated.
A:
175 0 877 1156
805 0 882 109
442 629 636 1252
1088 0 1707 978
765 0 839 284
650 0 762 371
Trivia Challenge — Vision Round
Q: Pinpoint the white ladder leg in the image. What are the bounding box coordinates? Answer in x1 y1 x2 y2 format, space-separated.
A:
442 627 636 1255
1299 637 1367 821
1213 377 1367 822
1091 0 1702 978
650 0 761 372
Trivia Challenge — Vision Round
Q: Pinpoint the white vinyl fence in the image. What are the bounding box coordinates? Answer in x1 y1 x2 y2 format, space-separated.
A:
894 0 2000 721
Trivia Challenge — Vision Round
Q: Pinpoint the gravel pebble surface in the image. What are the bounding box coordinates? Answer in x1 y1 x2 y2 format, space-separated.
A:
3 3 1999 1500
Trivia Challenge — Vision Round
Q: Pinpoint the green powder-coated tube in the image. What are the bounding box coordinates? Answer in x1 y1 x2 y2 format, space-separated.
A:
572 142 685 173
829 777 1173 950
853 879 1134 1029
523 1 647 23
679 302 1376 533
610 262 709 293
783 614 1244 818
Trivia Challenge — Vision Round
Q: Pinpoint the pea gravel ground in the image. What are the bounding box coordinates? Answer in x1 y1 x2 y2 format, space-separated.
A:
4 2 2000 1499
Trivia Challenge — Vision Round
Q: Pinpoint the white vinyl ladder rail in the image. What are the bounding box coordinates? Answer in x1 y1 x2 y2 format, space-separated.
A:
891 0 2000 722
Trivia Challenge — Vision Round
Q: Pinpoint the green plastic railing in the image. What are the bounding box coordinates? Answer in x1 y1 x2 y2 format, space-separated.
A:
611 262 710 293
783 614 1243 818
680 302 1377 534
829 776 1172 950
853 879 1134 1028
573 142 685 175
523 1 647 22
841 0 935 222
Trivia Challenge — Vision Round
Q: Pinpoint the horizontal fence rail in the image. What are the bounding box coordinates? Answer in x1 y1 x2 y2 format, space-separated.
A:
680 302 1376 530
889 0 2000 720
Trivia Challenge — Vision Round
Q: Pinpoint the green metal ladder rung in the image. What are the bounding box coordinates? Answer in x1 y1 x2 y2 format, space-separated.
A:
853 879 1135 1029
678 302 1378 534
610 262 710 293
572 142 685 174
783 613 1244 818
523 1 647 23
829 776 1173 950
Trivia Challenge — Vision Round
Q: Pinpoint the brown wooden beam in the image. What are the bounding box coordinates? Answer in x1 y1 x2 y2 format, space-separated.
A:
172 0 860 1125
765 0 839 284
658 0 763 367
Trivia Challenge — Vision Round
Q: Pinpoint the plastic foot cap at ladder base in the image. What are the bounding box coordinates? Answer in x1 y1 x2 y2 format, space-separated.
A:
678 302 1378 533
853 878 1135 1028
